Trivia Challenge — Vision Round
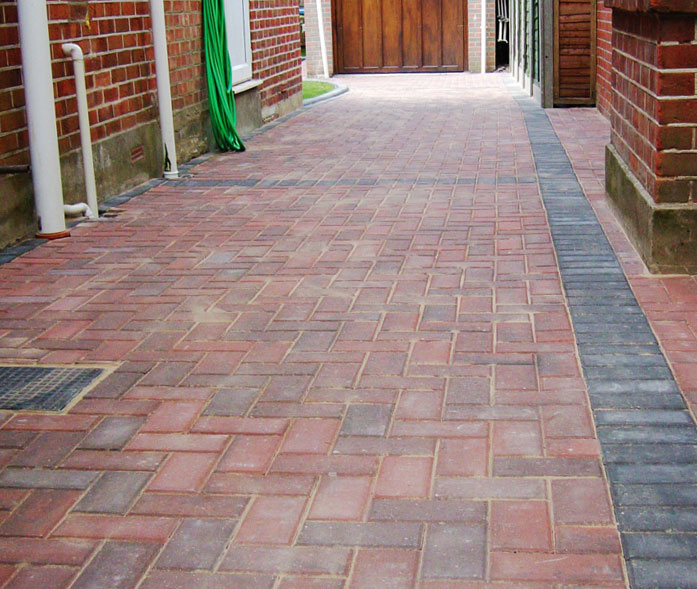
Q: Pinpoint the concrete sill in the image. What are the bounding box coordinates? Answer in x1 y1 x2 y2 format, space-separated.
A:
232 79 262 95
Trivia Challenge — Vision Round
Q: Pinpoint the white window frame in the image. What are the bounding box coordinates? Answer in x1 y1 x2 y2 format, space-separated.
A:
224 0 253 85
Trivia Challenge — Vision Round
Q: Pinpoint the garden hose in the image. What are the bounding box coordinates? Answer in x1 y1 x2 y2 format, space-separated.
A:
202 0 245 152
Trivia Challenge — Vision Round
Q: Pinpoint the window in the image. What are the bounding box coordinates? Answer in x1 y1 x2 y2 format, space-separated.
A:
224 0 252 85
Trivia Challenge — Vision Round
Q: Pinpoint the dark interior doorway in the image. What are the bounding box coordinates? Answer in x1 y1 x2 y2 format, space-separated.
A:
496 0 510 69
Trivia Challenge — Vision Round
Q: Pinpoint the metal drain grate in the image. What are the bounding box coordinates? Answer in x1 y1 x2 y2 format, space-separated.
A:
0 366 104 412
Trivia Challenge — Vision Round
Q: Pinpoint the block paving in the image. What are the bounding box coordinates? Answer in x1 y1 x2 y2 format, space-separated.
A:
1 72 691 586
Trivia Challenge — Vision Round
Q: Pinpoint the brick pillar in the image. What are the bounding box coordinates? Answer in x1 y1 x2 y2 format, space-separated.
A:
305 0 334 77
604 0 697 272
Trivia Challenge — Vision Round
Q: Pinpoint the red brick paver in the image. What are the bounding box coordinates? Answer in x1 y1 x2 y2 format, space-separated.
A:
0 74 626 587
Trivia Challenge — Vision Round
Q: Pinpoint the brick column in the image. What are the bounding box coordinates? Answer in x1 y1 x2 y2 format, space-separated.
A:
604 0 697 272
305 0 334 78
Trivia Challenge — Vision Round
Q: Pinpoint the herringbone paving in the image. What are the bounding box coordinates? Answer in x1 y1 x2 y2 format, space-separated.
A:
0 73 667 587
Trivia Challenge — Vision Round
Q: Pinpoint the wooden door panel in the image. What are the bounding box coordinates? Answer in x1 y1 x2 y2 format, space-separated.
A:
340 0 363 70
362 0 383 68
442 0 464 68
335 0 466 73
382 0 403 68
402 0 423 68
422 0 442 68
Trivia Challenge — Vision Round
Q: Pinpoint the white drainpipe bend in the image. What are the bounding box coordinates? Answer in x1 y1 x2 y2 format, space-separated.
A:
62 43 99 219
63 203 97 220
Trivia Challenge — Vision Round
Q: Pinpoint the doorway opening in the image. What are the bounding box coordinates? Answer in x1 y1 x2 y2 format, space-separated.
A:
496 0 510 69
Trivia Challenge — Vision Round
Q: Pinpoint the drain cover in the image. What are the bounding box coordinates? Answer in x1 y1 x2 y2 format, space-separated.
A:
0 365 104 412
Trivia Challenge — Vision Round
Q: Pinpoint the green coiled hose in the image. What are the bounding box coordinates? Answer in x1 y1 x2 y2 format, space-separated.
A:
203 0 245 152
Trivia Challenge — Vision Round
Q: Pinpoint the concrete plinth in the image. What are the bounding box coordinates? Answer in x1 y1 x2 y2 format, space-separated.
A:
606 144 697 274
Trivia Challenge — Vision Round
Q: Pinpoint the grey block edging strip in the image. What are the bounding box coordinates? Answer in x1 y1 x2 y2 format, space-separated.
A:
168 174 538 189
507 80 697 588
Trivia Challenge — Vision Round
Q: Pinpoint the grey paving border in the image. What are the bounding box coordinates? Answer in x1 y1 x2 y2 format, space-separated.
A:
170 174 538 189
507 81 697 588
0 238 44 266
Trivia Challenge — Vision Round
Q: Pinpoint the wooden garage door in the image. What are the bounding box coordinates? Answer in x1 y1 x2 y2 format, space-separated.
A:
334 0 466 73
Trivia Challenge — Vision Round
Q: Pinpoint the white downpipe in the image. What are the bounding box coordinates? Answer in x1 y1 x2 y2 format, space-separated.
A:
511 0 517 79
17 0 67 238
315 0 329 78
481 0 487 73
62 43 99 218
511 0 522 82
64 203 96 220
149 0 179 179
528 0 534 96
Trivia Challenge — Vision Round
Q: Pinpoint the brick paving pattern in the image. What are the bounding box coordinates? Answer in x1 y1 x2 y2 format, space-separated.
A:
0 73 645 587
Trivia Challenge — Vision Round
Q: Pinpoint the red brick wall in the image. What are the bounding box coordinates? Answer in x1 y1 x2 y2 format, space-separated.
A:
250 0 303 118
0 0 301 167
0 1 27 166
610 9 697 203
596 2 612 116
166 1 206 115
1 1 167 166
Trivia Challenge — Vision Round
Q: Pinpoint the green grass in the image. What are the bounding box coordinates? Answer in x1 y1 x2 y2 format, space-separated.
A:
302 81 334 100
